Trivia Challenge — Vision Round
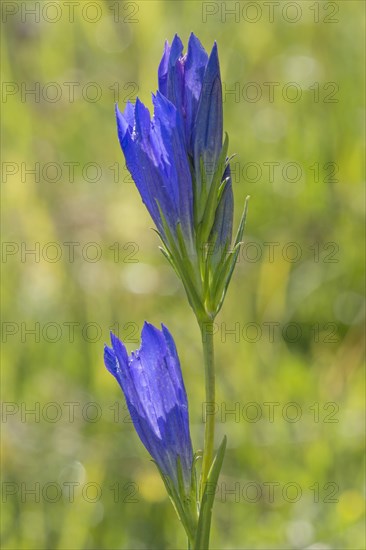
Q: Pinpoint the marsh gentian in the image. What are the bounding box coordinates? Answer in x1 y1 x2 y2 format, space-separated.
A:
116 95 195 253
158 33 233 251
116 33 248 320
104 322 193 493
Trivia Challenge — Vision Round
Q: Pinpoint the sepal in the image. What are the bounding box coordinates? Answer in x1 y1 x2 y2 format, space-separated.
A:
194 436 227 550
196 132 229 239
153 458 198 547
210 195 250 316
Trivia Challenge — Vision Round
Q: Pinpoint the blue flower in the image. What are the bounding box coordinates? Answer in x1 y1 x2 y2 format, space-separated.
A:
158 33 234 263
104 322 193 493
116 94 195 252
159 36 223 178
115 34 249 320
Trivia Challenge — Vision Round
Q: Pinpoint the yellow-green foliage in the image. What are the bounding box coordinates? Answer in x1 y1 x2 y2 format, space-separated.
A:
2 1 364 548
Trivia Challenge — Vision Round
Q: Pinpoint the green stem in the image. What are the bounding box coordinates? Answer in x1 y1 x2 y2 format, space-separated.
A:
199 319 215 497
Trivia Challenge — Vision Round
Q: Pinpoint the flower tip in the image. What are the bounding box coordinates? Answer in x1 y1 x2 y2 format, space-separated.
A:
188 31 203 51
115 105 131 144
188 31 200 43
135 97 149 114
115 102 124 121
154 89 167 104
110 331 126 354
188 31 197 43
160 322 172 335
205 41 221 78
211 41 219 57
160 322 170 338
134 98 151 136
141 320 156 338
161 39 171 60
170 34 184 58
142 321 168 345
104 343 118 375
109 331 119 347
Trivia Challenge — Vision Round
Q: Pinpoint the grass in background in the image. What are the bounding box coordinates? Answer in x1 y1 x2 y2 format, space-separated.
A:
1 1 365 548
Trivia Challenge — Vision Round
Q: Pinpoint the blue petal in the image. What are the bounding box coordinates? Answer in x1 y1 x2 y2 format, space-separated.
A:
116 95 194 241
104 344 118 377
161 324 186 398
158 35 185 142
138 322 183 419
153 92 194 242
185 33 209 100
193 42 223 190
184 33 209 151
108 332 163 459
169 34 184 61
158 40 170 96
210 164 233 263
123 101 135 128
104 324 193 492
135 98 151 139
110 332 129 368
115 103 130 145
167 50 185 125
115 100 178 234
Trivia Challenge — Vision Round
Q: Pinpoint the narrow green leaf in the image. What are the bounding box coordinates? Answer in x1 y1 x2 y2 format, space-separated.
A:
198 134 230 246
159 246 181 279
234 195 250 247
152 461 195 545
176 456 186 500
191 451 202 507
194 436 227 550
212 196 250 314
155 201 204 317
217 175 231 203
200 156 208 204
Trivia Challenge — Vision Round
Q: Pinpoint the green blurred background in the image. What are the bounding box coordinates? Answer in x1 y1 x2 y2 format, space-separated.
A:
1 1 365 548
